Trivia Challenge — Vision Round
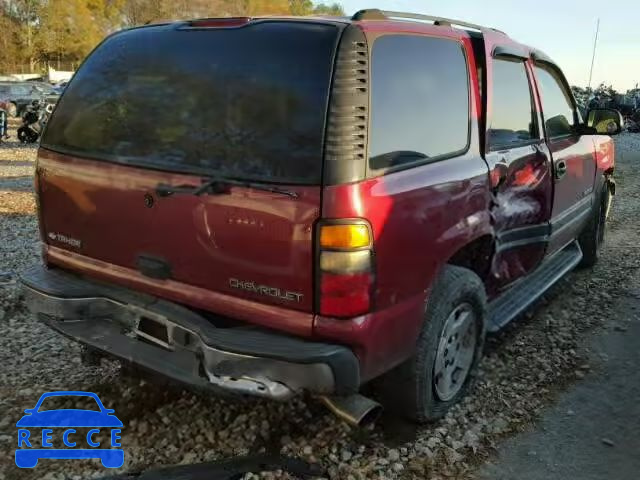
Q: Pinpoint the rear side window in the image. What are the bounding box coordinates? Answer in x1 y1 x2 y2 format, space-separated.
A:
42 22 339 184
369 35 469 173
489 59 537 150
534 65 576 139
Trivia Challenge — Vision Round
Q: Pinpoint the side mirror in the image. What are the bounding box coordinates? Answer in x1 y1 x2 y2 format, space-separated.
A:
586 108 623 135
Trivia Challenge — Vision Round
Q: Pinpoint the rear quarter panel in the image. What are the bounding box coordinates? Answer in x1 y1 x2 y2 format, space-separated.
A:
317 153 491 379
315 24 492 380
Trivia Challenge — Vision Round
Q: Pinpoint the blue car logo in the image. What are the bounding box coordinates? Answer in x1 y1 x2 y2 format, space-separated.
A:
16 391 124 468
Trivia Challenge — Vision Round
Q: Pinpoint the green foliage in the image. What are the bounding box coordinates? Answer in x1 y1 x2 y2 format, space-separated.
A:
0 11 21 69
289 0 314 15
592 83 618 102
572 83 620 108
0 0 345 73
571 86 590 107
312 2 344 15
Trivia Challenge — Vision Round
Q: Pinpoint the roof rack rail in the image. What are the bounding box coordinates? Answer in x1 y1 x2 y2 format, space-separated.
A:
351 9 506 35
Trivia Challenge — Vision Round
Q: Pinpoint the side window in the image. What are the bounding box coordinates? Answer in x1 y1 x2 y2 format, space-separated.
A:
489 59 537 150
369 35 469 173
534 65 576 139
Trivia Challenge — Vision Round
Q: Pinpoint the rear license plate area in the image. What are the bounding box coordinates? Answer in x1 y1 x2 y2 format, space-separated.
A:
135 316 170 350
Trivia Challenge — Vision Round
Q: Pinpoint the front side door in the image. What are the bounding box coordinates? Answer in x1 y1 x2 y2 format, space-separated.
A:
532 63 596 253
484 54 553 290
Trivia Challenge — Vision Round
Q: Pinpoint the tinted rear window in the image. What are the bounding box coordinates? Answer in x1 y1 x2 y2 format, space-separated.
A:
42 22 339 184
369 35 469 173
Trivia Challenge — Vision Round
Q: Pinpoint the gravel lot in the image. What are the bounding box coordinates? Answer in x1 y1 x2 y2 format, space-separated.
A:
1 130 639 480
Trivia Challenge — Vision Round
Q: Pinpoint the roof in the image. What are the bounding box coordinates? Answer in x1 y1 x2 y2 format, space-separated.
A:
137 9 548 57
348 9 557 64
350 9 506 35
145 9 507 34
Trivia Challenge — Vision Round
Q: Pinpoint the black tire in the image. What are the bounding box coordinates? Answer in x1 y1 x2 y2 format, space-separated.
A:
17 127 38 144
377 265 487 423
578 181 610 268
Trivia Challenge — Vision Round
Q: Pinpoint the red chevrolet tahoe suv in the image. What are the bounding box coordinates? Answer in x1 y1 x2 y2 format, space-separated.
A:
21 9 621 425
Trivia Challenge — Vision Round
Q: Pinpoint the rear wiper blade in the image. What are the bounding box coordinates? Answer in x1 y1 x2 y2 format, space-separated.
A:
156 176 299 198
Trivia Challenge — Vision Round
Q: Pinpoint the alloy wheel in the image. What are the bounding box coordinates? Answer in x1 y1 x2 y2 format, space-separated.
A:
433 303 477 401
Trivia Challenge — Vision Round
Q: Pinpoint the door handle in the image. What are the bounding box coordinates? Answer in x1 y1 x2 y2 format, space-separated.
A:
555 160 567 180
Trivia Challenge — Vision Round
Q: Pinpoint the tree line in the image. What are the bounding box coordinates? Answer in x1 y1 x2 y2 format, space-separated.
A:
0 0 344 73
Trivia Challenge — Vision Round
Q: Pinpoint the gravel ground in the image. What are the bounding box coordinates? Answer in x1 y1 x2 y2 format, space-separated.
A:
1 130 639 480
477 268 640 480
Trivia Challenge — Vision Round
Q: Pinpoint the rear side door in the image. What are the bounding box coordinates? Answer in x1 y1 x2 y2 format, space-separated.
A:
532 62 596 253
483 47 553 289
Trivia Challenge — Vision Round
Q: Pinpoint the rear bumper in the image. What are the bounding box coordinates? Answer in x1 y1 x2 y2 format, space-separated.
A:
20 265 360 399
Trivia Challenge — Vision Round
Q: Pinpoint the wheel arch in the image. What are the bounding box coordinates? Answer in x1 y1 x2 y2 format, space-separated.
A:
444 233 495 284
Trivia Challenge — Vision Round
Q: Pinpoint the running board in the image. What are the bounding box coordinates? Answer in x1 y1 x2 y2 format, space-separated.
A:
487 241 583 332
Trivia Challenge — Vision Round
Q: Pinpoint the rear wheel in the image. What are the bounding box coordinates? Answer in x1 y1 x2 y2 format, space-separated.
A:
379 265 486 422
579 181 610 268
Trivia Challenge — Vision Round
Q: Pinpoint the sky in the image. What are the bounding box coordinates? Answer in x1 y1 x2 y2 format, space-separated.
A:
335 0 640 91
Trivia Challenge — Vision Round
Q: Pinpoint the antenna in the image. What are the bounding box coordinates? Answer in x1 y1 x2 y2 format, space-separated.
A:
587 18 600 92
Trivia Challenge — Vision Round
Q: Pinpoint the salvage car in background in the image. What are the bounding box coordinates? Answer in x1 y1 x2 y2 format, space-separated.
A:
0 82 59 117
21 9 621 426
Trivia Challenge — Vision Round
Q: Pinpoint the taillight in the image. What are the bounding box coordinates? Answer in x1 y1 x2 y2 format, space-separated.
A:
317 222 374 318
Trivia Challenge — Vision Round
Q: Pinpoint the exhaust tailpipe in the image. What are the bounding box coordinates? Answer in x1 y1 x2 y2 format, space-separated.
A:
319 394 382 427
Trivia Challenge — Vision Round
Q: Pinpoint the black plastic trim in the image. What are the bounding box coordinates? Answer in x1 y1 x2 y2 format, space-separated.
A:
323 25 370 185
20 266 360 394
531 49 554 64
496 223 550 252
492 44 529 60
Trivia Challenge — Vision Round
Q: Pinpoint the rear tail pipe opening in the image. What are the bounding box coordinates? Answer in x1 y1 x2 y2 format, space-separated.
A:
319 394 382 427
